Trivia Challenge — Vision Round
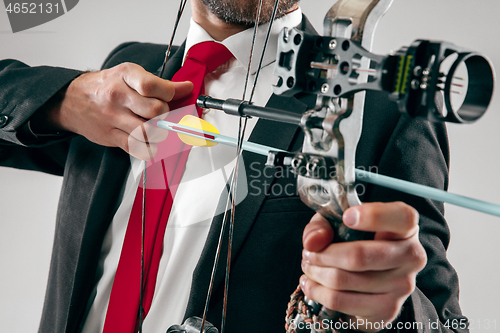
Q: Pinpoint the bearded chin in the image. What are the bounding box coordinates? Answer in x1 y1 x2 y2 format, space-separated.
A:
200 0 299 26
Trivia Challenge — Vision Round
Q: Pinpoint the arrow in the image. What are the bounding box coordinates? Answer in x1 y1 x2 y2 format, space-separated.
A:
156 115 500 217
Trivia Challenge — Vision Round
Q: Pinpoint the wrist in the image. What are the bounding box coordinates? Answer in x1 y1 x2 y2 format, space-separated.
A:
29 89 66 136
30 71 92 136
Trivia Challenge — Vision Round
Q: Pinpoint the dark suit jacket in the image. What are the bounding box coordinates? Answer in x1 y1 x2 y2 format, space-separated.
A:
0 18 466 333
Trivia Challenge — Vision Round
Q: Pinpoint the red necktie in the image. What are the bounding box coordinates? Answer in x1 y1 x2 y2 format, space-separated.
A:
103 41 233 333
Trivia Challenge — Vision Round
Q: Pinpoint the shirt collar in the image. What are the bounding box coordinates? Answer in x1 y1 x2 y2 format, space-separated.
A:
184 7 302 74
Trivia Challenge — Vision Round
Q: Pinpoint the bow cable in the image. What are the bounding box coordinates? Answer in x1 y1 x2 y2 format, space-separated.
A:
139 0 188 331
199 0 266 330
222 2 282 332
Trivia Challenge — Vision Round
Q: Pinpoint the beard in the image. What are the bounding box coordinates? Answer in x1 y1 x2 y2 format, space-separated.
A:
200 0 300 26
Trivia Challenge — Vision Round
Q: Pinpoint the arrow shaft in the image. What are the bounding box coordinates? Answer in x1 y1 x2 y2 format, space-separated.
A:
156 119 500 217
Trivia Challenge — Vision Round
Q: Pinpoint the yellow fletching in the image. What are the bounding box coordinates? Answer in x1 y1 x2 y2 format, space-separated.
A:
177 115 219 147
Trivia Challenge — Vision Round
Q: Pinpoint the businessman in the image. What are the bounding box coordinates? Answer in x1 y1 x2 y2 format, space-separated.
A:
0 0 465 332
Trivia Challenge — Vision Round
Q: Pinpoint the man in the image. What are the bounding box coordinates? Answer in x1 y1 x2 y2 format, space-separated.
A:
0 0 465 332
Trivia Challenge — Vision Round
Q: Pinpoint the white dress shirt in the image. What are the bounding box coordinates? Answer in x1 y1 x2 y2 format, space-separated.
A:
81 8 302 333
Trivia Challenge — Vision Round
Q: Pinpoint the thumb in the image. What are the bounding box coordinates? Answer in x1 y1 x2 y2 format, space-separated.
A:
171 81 194 100
302 213 334 253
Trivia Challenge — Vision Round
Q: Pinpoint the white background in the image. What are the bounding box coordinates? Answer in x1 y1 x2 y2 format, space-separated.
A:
1 0 499 332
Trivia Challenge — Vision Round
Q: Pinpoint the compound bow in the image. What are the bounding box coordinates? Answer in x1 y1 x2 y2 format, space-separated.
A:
162 0 495 332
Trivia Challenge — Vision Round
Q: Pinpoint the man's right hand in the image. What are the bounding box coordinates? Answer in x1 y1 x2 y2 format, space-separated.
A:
40 62 193 160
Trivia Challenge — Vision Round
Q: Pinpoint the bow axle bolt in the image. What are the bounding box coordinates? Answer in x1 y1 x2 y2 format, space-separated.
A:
321 83 330 94
329 39 337 50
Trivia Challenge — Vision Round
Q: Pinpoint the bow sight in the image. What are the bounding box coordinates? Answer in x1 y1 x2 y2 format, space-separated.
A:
273 28 494 123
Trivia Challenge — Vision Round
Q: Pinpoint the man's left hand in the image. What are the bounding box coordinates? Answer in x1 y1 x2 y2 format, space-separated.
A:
300 202 427 333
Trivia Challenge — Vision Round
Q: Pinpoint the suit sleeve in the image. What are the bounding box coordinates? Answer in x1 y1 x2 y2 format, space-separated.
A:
358 96 467 332
0 41 170 175
0 59 82 145
0 59 83 174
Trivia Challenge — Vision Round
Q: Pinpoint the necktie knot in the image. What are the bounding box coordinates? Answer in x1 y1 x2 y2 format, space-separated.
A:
183 41 234 74
168 41 233 117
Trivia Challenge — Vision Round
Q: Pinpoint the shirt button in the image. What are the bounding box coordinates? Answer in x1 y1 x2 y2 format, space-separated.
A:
0 115 8 128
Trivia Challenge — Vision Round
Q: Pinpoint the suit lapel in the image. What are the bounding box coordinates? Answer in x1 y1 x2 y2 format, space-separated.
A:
183 94 311 320
60 143 131 332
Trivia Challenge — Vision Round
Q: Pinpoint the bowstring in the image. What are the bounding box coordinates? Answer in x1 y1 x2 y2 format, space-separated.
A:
159 0 188 78
199 2 266 328
197 0 266 327
221 1 266 331
140 0 282 331
214 1 282 333
249 0 281 103
200 0 285 332
139 0 188 331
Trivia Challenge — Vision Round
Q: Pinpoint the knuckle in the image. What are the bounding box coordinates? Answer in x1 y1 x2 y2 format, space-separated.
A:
137 78 156 96
148 100 167 117
121 135 132 152
327 269 348 290
397 276 416 296
370 295 402 322
406 241 427 270
116 62 135 73
347 246 369 270
101 86 125 105
324 291 343 311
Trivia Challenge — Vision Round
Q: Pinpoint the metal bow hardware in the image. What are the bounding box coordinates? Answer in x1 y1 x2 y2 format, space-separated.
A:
192 0 495 332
